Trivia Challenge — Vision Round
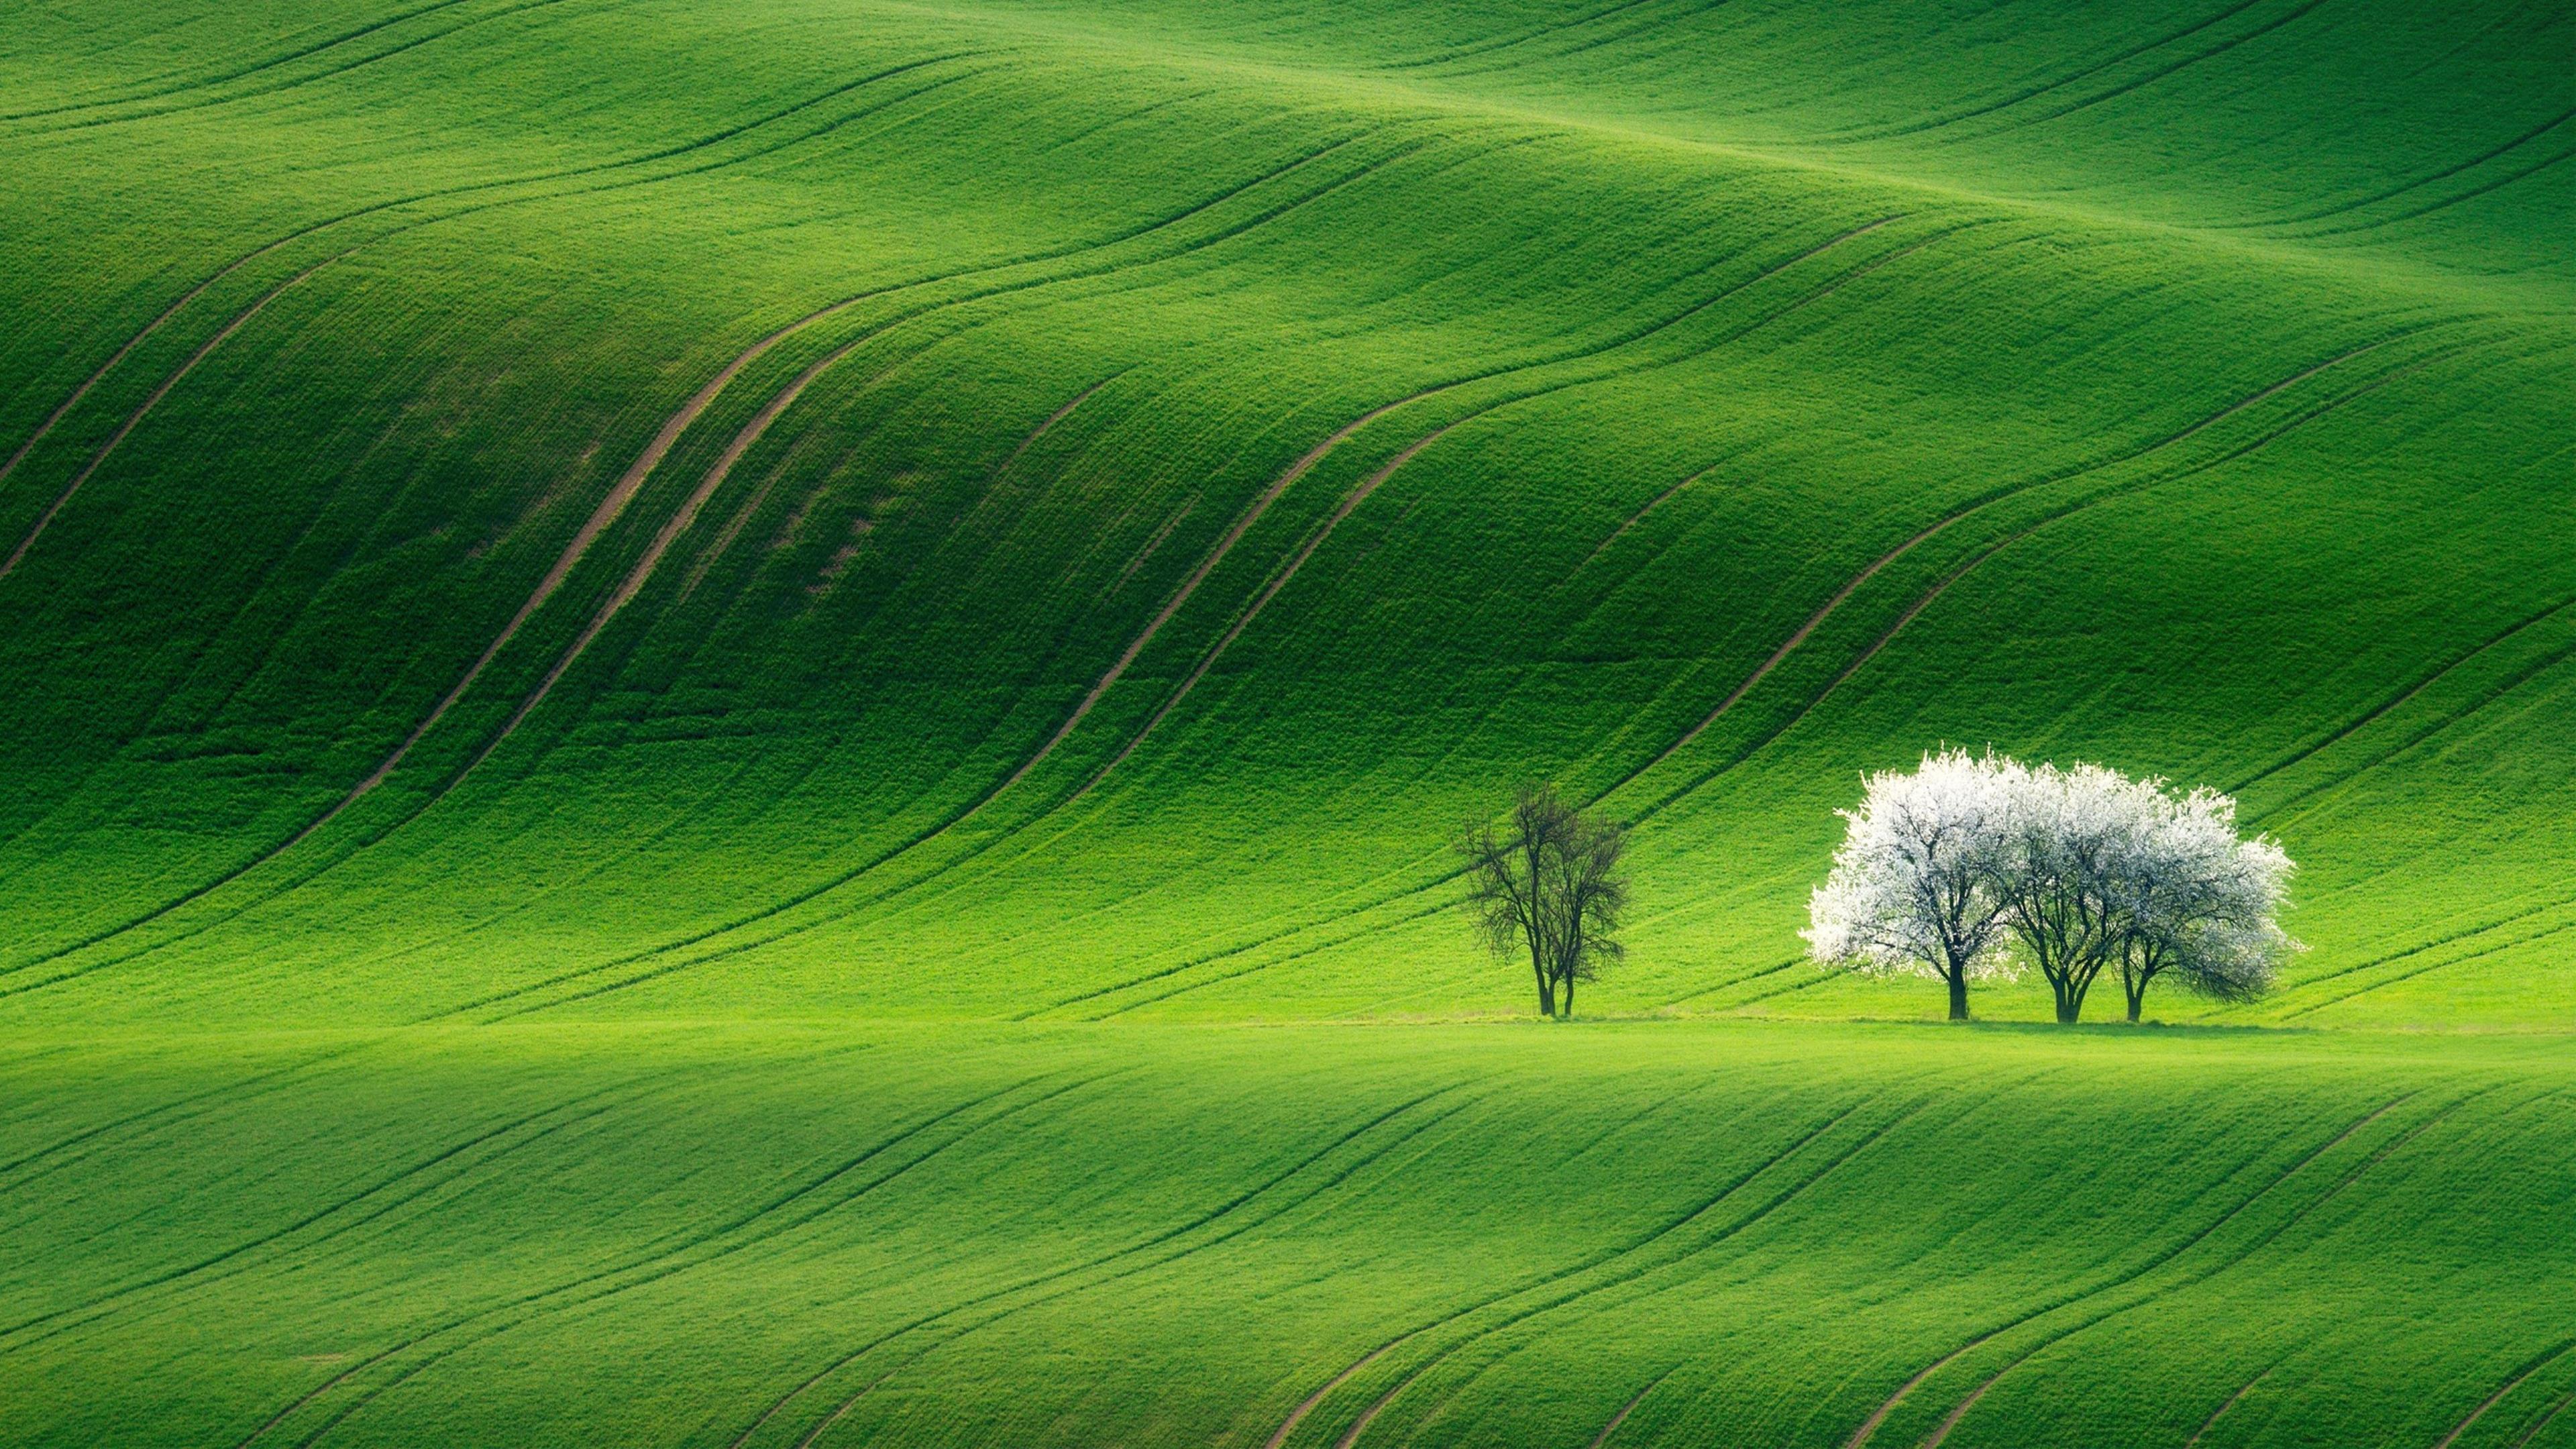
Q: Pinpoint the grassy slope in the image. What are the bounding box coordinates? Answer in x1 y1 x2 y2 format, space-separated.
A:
9 1024 2576 1449
0 1 2570 1445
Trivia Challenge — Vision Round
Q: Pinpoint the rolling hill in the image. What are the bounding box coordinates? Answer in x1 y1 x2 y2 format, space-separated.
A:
0 1 2569 1444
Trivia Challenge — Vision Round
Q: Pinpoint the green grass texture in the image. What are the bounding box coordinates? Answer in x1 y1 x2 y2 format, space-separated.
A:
0 1 2569 1444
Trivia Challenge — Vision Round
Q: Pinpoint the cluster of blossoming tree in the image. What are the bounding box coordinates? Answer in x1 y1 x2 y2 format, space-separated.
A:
1805 749 2298 1022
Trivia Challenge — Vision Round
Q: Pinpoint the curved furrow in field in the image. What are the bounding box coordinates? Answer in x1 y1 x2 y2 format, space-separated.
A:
2294 144 2576 240
440 211 1928 1021
1973 0 2341 142
2433 1342 2576 1449
755 216 1951 983
1577 462 1719 566
0 1042 370 1196
2231 592 2576 794
1609 325 2425 800
1042 323 2443 1018
2278 912 2576 1020
749 1089 1491 1449
0 1075 662 1352
229 1069 1078 1449
415 142 1492 1022
1845 1089 2441 1448
2244 603 2576 828
1432 0 1740 82
2229 105 2576 229
1623 333 2465 827
1071 223 1966 804
302 370 1118 987
15 0 600 138
1327 1100 1915 1449
2516 1387 2576 1447
1369 0 1668 72
1927 1090 2527 1449
0 256 342 580
0 48 975 496
1813 0 2275 144
0 0 482 123
0 52 992 866
1583 1367 1675 1449
2182 1366 2273 1448
0 127 1395 997
1261 1099 1872 1445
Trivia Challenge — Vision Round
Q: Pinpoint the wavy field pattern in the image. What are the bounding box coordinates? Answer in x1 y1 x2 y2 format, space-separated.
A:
0 0 2568 1444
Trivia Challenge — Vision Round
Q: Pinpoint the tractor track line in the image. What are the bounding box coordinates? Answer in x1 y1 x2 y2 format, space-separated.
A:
1925 1088 2500 1449
1978 0 2341 142
769 1089 1489 1449
871 1078 1714 1407
1 1081 645 1350
1 127 1379 995
1616 327 2417 793
2256 628 2576 828
1336 1101 1907 1449
1065 218 1947 809
0 0 482 123
229 1070 1056 1449
2280 914 2576 1020
2232 590 2576 794
1 256 338 580
1815 0 2273 143
1373 0 1665 71
380 371 1114 964
407 141 1462 1020
2515 1386 2576 1447
1434 0 1738 82
1845 1091 2418 1448
2272 892 2576 1001
1276 1100 1862 1448
19 0 598 138
0 292 872 985
2183 1366 2272 1448
131 197 1907 1026
1102 326 2433 1006
0 53 995 964
736 1089 1478 1449
1628 337 2454 826
1580 463 1720 565
1077 419 1468 797
0 50 973 494
1587 1366 1678 1449
2294 142 2576 240
2233 104 2576 228
0 1042 367 1191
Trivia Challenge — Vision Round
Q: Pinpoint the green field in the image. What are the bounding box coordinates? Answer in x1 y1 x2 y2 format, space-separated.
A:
1 0 2569 1443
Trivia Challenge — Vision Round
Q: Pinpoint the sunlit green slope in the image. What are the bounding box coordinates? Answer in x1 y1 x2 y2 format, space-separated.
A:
0 4 2571 1446
9 1024 2576 1449
0 0 2566 1028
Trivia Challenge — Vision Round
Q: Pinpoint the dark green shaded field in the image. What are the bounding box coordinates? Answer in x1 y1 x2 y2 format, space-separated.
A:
0 0 2568 1443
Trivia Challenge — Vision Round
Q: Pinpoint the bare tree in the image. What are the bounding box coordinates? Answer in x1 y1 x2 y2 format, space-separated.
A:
1460 785 1629 1018
1805 749 2020 1021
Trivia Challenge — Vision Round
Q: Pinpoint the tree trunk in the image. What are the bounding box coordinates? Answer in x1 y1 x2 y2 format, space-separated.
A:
2125 983 2145 1023
1946 971 1969 1022
1559 974 1574 1019
1534 968 1554 1017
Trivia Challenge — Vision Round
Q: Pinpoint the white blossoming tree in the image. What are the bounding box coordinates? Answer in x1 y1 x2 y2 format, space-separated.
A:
2106 784 2299 1022
1803 749 2021 1021
1808 749 2297 1023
